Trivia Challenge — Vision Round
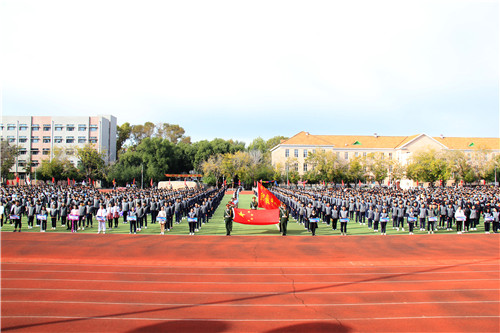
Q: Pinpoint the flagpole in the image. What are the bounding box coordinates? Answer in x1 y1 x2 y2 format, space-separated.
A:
141 163 144 190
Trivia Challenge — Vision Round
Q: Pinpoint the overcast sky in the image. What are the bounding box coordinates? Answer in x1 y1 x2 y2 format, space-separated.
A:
2 0 498 144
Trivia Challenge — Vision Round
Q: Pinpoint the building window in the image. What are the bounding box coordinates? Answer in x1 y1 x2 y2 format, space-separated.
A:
363 152 367 157
78 125 87 131
66 136 75 144
31 136 39 143
389 153 393 160
32 160 39 167
54 136 63 143
294 163 298 172
54 124 63 131
294 149 299 158
389 165 393 172
19 148 27 155
7 136 15 143
381 153 385 160
312 149 316 154
285 149 289 157
89 137 98 143
355 152 359 157
90 125 98 131
32 125 40 131
18 136 27 143
42 148 50 155
31 149 39 155
18 160 26 167
344 152 349 160
78 137 86 143
7 124 16 131
43 136 51 143
303 163 308 172
43 124 51 131
19 124 28 131
66 124 75 131
0 124 3 130
336 152 340 158
303 149 308 158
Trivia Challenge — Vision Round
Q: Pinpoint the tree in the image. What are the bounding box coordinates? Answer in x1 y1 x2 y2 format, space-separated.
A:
157 123 191 144
116 122 132 156
390 161 406 185
266 136 288 150
247 137 267 153
406 149 449 184
76 145 107 180
443 150 476 184
0 139 19 182
362 153 389 184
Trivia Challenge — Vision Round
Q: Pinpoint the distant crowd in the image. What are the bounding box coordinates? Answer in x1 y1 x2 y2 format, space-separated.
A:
271 186 500 235
0 185 225 234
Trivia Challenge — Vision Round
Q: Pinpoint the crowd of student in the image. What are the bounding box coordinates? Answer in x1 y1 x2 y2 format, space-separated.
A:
0 185 225 234
270 186 500 235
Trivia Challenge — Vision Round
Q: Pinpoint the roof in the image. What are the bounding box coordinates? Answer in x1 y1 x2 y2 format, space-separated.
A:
276 132 500 150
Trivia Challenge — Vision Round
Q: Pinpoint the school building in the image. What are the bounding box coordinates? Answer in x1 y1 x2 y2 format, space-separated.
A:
1 115 117 176
270 131 499 188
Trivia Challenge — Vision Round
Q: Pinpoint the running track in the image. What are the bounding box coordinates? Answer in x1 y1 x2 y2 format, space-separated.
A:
2 233 499 332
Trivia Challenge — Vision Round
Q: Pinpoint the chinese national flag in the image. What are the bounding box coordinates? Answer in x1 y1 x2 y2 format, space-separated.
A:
234 208 279 225
257 182 281 209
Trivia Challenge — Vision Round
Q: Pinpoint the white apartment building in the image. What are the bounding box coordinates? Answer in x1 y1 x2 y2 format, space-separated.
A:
1 115 117 176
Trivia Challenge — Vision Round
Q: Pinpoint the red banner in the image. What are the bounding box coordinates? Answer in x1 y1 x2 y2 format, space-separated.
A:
257 182 281 209
234 208 279 225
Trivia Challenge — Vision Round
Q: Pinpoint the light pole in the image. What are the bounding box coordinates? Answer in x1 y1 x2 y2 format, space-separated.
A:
141 163 144 189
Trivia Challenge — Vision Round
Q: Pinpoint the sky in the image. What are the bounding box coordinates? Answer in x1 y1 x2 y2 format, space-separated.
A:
1 0 499 145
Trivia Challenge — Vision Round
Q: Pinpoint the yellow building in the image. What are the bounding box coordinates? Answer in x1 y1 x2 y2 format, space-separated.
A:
271 131 499 187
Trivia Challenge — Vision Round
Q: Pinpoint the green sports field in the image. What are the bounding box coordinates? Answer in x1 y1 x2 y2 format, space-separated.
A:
0 194 492 236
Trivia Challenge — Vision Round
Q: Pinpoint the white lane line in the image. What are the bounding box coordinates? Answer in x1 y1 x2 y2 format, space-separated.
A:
2 278 498 284
2 262 498 269
3 300 499 307
2 287 498 295
2 315 499 322
3 269 498 276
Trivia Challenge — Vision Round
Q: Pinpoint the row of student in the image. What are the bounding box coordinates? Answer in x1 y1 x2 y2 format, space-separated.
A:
2 186 225 233
271 186 500 235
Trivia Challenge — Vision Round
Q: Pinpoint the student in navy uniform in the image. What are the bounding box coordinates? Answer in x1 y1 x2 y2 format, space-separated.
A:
27 202 36 229
373 207 380 232
446 204 455 231
136 204 144 231
483 207 493 234
407 207 417 235
309 208 318 236
49 203 58 230
60 203 68 228
324 202 332 226
38 205 48 232
426 204 438 234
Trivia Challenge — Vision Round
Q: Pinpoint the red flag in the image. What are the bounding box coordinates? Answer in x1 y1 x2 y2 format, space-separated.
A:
224 179 226 187
150 178 153 187
52 177 55 184
238 179 241 186
257 182 281 209
416 181 419 186
92 179 95 186
112 178 116 186
16 176 20 184
358 180 362 186
287 179 290 186
254 180 256 187
234 208 279 225
341 180 344 186
133 178 136 185
184 178 187 186
67 177 70 186
72 179 75 185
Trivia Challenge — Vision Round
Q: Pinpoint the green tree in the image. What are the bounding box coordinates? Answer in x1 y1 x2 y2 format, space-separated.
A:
0 139 19 182
362 153 389 184
76 145 107 180
406 149 449 185
116 122 132 156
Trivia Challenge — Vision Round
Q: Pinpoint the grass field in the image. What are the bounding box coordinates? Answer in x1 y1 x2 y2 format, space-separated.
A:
0 194 493 236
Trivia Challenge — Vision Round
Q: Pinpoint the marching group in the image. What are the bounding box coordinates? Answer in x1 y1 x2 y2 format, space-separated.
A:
0 185 225 235
271 185 500 236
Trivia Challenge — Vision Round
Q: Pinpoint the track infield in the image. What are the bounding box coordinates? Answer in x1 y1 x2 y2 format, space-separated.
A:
1 232 499 332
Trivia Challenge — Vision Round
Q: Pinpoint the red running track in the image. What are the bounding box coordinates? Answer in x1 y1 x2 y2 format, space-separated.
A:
1 233 499 332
